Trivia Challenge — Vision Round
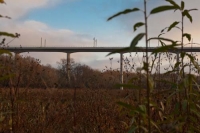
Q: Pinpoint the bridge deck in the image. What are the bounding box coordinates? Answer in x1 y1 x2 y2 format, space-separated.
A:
2 47 200 53
3 46 200 90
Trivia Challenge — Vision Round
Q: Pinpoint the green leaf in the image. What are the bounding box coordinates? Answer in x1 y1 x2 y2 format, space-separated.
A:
180 52 186 59
191 60 200 72
168 21 179 32
184 52 193 61
159 40 166 46
174 61 181 69
150 5 178 14
107 46 143 56
0 49 12 56
160 27 167 33
133 22 144 31
181 1 185 10
142 62 149 72
5 16 11 19
164 69 178 75
166 0 181 10
107 47 129 56
183 33 191 41
0 32 18 38
182 10 193 23
188 8 198 12
0 15 11 19
107 8 140 21
130 33 145 51
148 75 154 92
152 43 180 54
148 37 175 43
167 90 181 100
138 105 147 114
184 53 200 71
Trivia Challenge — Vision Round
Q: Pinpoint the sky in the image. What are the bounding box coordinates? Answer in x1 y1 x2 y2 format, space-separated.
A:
0 0 200 71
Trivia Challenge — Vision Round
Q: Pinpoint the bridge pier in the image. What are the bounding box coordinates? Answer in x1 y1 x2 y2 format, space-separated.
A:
6 46 198 90
120 53 123 90
67 53 71 86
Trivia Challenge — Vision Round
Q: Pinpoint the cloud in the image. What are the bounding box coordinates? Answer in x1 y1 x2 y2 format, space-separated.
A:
1 0 200 71
0 0 131 70
0 19 112 68
1 20 92 47
0 0 63 19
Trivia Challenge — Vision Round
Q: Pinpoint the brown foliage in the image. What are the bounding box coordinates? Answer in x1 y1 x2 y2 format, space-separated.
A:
0 88 137 133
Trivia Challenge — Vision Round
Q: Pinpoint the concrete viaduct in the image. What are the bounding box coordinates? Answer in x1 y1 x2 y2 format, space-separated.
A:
3 46 200 90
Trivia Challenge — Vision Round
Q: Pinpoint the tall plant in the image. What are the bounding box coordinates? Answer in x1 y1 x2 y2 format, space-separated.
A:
0 0 21 132
107 0 199 132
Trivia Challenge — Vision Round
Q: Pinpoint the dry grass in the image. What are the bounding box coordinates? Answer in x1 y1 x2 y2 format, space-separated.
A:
0 88 138 133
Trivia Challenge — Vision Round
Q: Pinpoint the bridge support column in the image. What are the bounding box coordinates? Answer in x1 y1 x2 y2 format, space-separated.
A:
120 53 123 90
67 53 71 86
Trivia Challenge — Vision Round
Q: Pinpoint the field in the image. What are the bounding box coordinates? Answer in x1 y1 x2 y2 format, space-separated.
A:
0 88 140 133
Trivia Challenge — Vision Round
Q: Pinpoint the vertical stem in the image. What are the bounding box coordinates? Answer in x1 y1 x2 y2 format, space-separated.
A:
181 14 184 66
189 39 193 75
67 53 71 87
144 0 151 132
176 52 180 102
73 86 77 133
181 13 185 87
187 41 193 130
158 40 160 89
181 10 188 131
120 53 124 90
139 71 142 133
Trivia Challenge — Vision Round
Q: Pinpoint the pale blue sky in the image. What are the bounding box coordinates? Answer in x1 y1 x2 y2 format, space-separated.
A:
26 0 140 31
23 0 144 47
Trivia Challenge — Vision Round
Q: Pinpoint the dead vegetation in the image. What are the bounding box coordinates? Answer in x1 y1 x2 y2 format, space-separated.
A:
0 88 136 133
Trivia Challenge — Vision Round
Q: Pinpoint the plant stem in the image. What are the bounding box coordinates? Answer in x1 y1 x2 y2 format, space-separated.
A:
181 13 186 96
144 0 151 132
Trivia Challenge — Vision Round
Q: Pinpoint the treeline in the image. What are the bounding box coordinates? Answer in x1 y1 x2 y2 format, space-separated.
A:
1 54 199 89
0 54 137 89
